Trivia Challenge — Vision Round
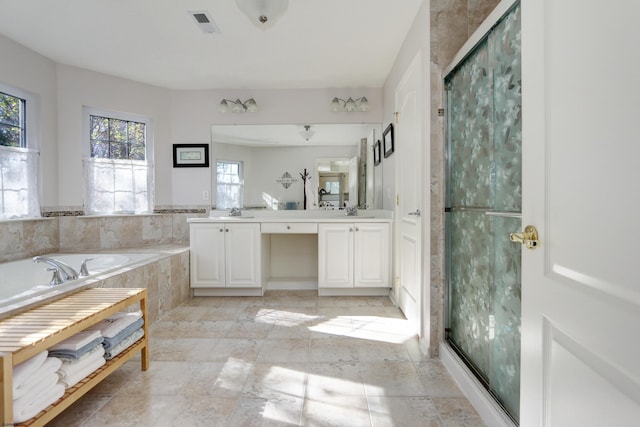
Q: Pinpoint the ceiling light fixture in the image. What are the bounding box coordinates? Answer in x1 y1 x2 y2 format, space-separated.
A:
330 97 369 112
299 125 315 141
219 98 258 113
235 0 289 29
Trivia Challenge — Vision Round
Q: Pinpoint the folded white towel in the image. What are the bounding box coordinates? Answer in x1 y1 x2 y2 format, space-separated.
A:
48 329 102 351
13 357 62 400
13 382 65 423
85 310 142 338
57 345 105 380
12 350 48 395
59 356 105 389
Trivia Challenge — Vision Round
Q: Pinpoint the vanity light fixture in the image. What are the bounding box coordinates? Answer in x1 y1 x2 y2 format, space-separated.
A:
235 0 289 29
330 97 369 112
219 98 258 113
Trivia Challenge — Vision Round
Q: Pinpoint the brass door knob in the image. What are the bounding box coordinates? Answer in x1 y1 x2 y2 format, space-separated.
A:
509 225 539 250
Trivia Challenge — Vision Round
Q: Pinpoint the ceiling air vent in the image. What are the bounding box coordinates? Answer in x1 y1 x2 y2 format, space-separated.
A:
188 10 221 35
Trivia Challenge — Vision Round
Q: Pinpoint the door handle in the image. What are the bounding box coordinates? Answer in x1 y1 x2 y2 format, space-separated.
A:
509 225 539 250
408 209 421 217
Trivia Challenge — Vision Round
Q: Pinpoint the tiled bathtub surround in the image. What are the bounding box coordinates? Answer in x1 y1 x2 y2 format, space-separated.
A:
0 246 191 324
0 207 207 263
92 247 191 325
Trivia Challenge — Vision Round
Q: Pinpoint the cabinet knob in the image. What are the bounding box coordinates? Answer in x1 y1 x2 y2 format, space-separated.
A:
219 228 223 232
286 225 291 230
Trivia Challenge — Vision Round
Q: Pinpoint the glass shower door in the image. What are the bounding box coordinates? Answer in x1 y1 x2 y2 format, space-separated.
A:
444 3 521 423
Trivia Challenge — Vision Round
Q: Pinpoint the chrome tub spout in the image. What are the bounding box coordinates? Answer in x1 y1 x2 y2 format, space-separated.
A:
33 256 79 281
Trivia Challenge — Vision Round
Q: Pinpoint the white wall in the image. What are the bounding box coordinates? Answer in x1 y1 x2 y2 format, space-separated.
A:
0 34 58 207
56 64 172 206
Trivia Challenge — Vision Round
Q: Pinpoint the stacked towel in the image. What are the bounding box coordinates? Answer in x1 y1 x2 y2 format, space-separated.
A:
48 330 104 360
57 344 106 388
85 310 142 338
12 354 64 423
12 350 48 398
103 318 144 350
105 328 144 360
14 356 62 400
13 378 64 423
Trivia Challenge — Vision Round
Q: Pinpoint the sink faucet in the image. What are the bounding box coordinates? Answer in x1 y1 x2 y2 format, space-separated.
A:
229 207 242 217
33 256 79 281
346 206 358 216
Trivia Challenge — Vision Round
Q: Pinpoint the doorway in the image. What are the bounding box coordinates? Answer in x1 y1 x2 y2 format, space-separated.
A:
444 2 521 423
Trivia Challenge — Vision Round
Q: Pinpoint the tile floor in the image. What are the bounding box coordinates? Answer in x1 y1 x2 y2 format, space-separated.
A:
48 291 485 426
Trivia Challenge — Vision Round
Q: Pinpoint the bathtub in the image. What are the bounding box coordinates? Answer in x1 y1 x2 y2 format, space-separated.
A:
0 252 159 317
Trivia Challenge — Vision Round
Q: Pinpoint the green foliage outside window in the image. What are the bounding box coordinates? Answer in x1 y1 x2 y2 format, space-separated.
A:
90 115 146 160
0 91 25 147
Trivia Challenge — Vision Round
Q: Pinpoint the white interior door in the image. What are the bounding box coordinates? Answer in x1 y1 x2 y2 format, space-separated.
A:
396 52 422 334
521 1 640 425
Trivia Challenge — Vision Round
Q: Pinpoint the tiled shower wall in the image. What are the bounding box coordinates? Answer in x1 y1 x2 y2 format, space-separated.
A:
0 208 207 263
429 0 503 356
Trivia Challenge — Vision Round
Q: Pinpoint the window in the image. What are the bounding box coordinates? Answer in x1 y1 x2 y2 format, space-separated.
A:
0 88 40 219
83 107 153 215
0 91 26 148
216 160 243 209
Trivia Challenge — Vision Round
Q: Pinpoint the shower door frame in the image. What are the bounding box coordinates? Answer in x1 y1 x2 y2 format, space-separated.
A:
440 1 521 426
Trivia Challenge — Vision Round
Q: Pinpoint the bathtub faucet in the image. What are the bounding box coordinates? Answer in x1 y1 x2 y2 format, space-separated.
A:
33 256 79 281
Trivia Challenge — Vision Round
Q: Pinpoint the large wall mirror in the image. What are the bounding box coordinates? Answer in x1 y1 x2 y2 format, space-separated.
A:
210 123 382 210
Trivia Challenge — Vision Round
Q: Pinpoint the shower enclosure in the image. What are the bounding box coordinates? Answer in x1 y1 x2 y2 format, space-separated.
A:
444 3 521 423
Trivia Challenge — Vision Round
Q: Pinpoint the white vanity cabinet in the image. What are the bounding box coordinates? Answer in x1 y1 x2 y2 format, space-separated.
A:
190 222 261 289
318 223 390 291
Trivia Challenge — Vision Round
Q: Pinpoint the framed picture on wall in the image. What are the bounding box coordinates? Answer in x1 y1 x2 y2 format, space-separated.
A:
383 123 394 158
374 140 382 166
173 144 210 168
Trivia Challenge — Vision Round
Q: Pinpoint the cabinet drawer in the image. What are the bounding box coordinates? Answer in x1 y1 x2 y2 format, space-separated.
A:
261 222 318 234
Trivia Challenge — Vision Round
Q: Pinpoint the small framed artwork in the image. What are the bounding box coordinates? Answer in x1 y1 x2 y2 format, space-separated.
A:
383 123 394 158
173 144 210 168
374 140 382 166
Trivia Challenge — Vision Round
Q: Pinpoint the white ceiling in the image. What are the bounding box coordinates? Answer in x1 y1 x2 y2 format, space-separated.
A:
0 0 423 90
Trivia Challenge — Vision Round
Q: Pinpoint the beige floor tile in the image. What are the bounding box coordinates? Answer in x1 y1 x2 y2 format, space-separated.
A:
302 395 371 427
230 394 304 427
36 293 487 426
242 362 307 400
361 361 428 397
305 362 365 399
432 397 486 427
357 340 411 363
226 320 275 339
416 360 466 398
368 396 442 427
257 338 310 363
150 319 234 338
308 335 360 363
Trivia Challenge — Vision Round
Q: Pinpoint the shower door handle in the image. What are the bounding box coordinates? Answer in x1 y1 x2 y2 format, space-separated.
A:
509 225 539 250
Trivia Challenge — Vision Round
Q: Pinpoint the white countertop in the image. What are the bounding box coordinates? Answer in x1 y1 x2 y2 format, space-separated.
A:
187 209 393 223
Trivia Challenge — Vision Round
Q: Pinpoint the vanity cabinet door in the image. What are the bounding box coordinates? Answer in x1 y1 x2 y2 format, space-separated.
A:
225 223 261 288
354 223 390 288
318 224 354 288
190 223 226 287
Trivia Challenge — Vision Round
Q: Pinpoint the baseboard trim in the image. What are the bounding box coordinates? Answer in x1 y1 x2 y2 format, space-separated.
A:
440 343 517 427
